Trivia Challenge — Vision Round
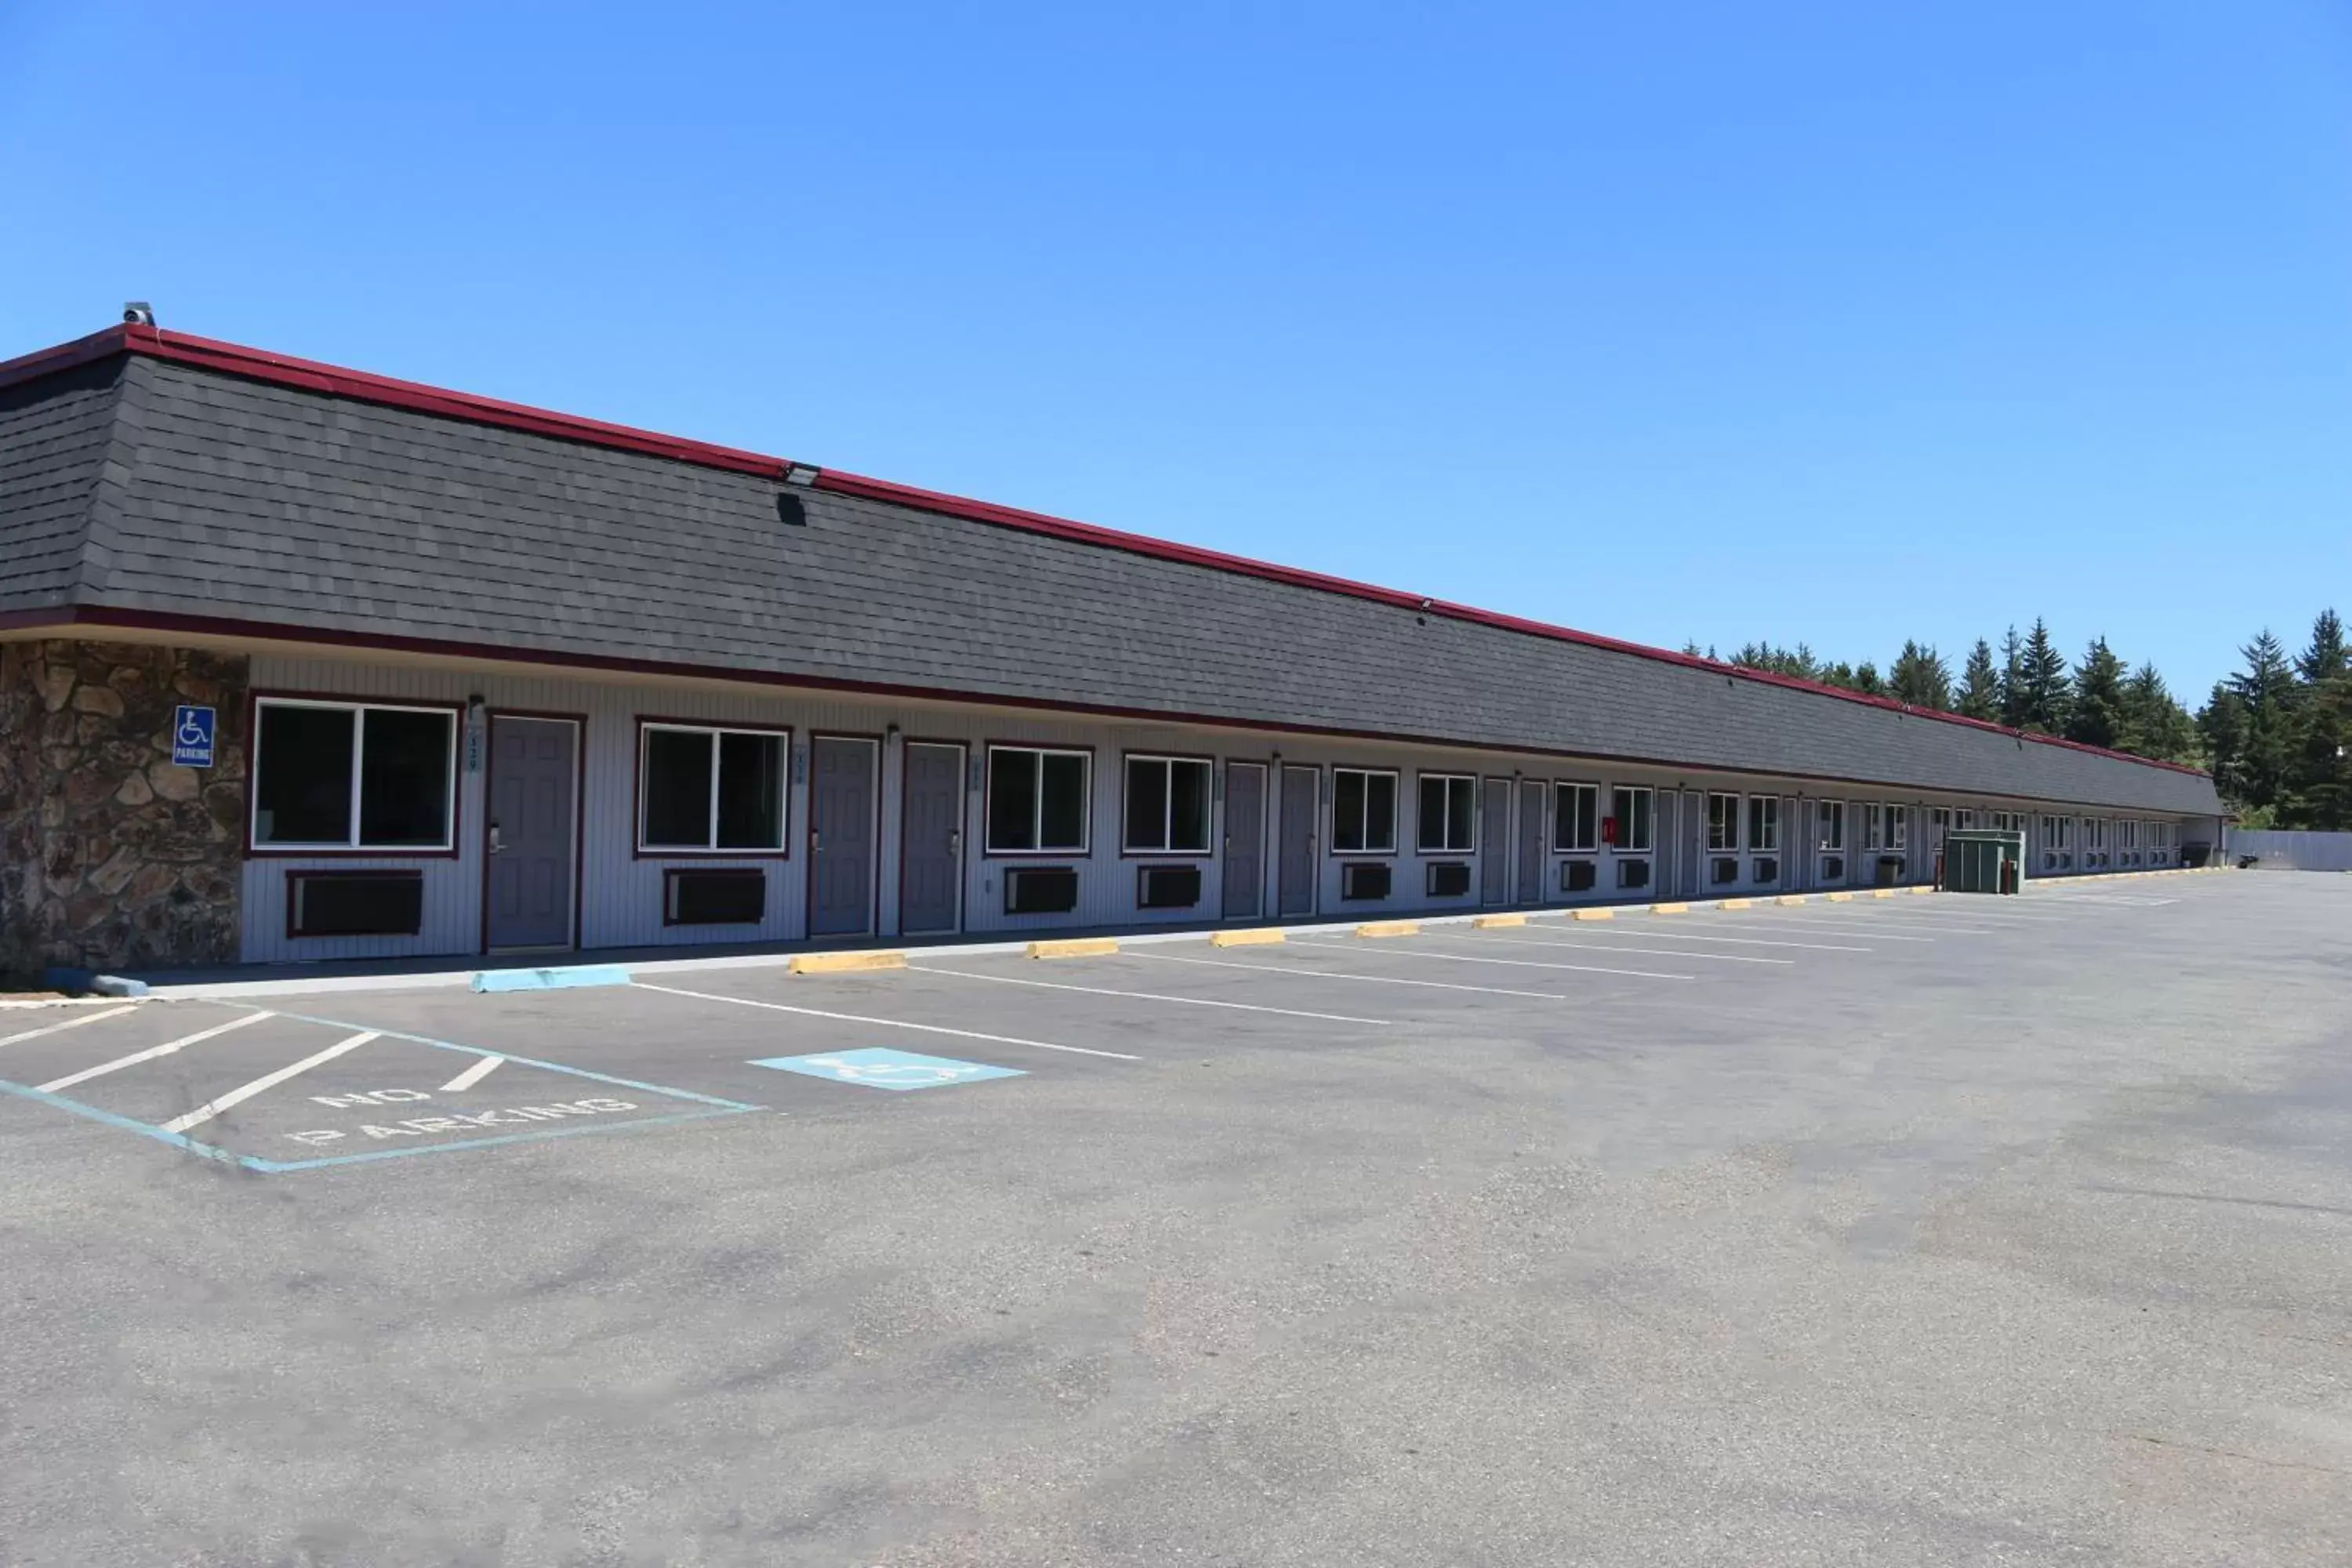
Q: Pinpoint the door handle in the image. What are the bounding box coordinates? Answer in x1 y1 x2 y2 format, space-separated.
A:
488 822 505 855
810 829 822 851
949 829 961 855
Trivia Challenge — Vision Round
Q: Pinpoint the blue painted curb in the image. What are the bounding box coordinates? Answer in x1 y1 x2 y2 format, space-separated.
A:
42 967 148 997
470 964 633 994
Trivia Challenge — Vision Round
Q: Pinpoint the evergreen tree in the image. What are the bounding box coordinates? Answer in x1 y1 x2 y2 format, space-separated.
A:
2118 662 2194 763
1998 626 2027 728
1955 640 2001 720
1850 661 1885 697
2012 619 2071 734
1889 640 1952 709
2296 673 2352 829
2225 630 2298 809
2198 682 2249 800
2296 608 2347 684
2065 637 2127 749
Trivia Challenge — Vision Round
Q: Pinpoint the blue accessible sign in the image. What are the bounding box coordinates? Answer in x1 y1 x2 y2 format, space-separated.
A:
171 705 216 768
749 1047 1023 1091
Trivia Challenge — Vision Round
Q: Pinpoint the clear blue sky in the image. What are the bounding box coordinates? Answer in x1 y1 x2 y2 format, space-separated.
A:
5 2 2347 699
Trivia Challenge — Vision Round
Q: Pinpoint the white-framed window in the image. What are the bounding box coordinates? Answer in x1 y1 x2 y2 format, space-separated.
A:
1816 800 1846 851
1864 804 1886 851
1332 768 1399 855
2085 818 2107 851
1417 773 1477 853
1706 792 1740 852
1610 786 1654 852
637 722 788 853
1990 810 2022 833
252 697 457 851
1887 804 1908 851
2039 814 2071 848
987 746 1091 854
1931 807 1952 831
1123 755 1212 855
1555 781 1599 853
1958 809 1980 830
1747 795 1780 852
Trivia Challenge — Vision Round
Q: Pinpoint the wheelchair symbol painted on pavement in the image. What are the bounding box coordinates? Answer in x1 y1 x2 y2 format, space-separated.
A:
749 1047 1025 1091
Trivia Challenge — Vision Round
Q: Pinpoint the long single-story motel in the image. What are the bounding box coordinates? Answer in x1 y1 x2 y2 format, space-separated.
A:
2 321 2226 978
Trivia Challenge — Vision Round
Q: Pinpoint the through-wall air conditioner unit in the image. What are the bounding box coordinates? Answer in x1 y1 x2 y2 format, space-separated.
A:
1562 859 1596 893
1004 866 1080 915
289 869 425 938
1820 856 1844 881
1617 858 1650 890
663 867 766 926
1752 856 1777 883
1425 862 1471 898
1136 864 1201 909
1711 857 1738 885
1340 862 1392 901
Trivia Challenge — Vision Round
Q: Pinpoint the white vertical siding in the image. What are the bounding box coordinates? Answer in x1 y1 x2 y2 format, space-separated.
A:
234 652 2212 963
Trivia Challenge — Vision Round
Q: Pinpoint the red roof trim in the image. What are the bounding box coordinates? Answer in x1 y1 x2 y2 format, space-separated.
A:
0 322 2207 780
2 605 2216 811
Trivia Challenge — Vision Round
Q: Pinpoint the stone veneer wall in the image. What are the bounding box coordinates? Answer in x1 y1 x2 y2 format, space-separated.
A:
0 640 248 980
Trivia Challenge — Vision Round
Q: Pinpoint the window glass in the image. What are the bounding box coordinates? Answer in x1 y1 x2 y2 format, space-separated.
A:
1612 786 1653 851
988 747 1090 852
1555 782 1598 852
641 727 785 851
1864 804 1884 851
1334 769 1396 852
253 701 455 850
1707 793 1739 852
1125 758 1170 851
1887 805 1908 850
1817 800 1845 850
1748 795 1780 851
255 703 355 845
1123 757 1210 854
1334 770 1367 851
1418 775 1474 852
1168 760 1210 853
989 749 1038 851
1039 753 1088 850
358 709 453 847
715 732 784 848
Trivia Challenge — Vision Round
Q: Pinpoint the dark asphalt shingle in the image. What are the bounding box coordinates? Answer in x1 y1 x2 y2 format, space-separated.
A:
2 353 2223 816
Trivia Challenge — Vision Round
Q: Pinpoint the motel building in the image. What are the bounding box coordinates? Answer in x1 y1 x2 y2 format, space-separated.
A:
0 322 2227 981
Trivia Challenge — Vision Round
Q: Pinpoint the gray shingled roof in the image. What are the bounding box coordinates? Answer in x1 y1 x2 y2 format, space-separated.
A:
0 350 2223 815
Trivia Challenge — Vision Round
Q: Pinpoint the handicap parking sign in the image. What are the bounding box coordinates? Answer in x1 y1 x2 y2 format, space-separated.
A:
749 1047 1024 1091
171 705 216 768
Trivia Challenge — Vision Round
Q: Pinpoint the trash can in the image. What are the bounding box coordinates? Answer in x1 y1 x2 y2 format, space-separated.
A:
1875 855 1904 887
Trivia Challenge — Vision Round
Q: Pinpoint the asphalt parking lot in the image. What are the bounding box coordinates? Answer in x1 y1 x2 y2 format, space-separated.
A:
5 872 2349 1566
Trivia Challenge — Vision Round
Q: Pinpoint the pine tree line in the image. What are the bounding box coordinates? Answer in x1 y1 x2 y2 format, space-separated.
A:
1680 609 2352 820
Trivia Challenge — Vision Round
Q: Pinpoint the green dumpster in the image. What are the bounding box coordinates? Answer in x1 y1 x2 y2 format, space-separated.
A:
1942 829 2025 894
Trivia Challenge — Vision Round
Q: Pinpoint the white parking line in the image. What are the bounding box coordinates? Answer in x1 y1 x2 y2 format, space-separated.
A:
0 1005 140 1050
1708 918 1938 942
1533 924 1871 953
36 1010 274 1093
162 1030 380 1134
909 965 1392 1025
1747 915 1994 935
633 982 1143 1062
439 1054 506 1093
1126 951 1573 1001
1428 932 1792 965
1288 938 1694 982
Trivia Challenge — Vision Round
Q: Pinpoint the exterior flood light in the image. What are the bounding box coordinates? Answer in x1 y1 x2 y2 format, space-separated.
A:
782 463 821 486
